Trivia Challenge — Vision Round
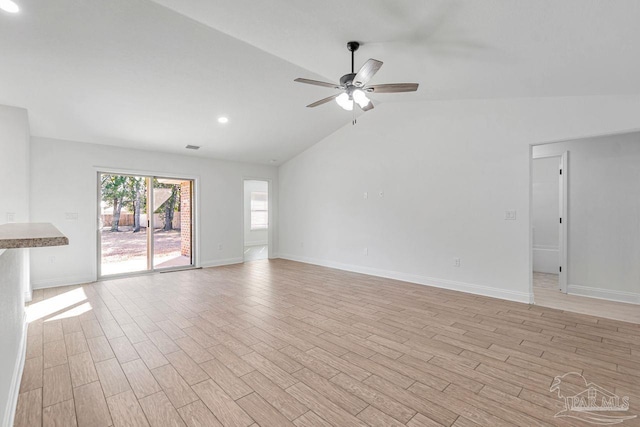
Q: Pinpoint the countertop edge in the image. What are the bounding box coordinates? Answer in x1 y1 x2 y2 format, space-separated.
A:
0 223 70 249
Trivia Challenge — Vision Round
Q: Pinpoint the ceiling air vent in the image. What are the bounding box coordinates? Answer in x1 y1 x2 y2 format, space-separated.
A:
185 145 200 150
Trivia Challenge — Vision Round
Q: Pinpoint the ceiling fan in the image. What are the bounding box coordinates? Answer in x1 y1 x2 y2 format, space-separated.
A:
294 41 419 113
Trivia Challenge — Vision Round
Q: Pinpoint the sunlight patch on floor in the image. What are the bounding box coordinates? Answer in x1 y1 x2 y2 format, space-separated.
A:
27 287 88 323
46 301 93 321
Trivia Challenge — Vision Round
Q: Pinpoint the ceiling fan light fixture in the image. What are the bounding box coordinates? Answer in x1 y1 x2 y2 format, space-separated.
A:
352 89 370 108
335 92 353 111
294 41 418 114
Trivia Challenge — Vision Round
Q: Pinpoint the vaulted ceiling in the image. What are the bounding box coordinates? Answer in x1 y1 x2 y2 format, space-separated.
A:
1 0 639 164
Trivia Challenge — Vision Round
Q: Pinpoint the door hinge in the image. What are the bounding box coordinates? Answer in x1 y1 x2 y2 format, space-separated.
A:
559 218 562 224
559 169 562 175
559 266 562 273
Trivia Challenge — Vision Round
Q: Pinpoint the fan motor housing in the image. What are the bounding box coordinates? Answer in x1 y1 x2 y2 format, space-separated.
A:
339 73 356 87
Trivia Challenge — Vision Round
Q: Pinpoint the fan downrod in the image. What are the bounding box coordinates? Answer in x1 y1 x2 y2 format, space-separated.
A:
347 41 360 73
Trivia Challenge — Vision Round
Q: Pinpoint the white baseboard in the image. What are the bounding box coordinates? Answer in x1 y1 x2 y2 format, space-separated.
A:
3 312 27 427
245 241 268 247
200 257 244 268
568 284 640 305
532 246 559 274
32 275 96 290
31 258 247 289
278 254 533 304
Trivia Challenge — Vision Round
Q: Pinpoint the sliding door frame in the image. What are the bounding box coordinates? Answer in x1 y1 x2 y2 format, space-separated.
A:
95 167 200 280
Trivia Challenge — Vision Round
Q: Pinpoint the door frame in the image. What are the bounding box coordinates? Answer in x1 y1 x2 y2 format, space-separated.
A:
95 167 200 279
530 151 568 293
241 177 272 261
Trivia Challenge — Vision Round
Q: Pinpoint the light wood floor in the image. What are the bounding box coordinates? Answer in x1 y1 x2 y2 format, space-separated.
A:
533 273 560 290
15 259 640 427
243 245 268 262
533 272 640 324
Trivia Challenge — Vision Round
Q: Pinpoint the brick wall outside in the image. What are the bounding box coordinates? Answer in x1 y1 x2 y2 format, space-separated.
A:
180 181 191 257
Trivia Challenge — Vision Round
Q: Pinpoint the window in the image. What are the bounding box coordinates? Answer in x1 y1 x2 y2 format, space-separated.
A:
250 191 268 230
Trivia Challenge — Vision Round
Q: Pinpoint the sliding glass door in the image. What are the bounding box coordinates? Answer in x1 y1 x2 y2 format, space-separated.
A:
98 172 194 277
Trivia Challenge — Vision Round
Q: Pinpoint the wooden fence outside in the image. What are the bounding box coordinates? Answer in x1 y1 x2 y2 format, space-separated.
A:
101 213 181 229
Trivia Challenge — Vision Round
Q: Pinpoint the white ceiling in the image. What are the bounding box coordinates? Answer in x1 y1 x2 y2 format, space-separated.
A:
1 0 639 164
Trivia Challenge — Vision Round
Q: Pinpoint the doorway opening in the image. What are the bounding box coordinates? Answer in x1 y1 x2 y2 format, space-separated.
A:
243 180 269 262
531 151 567 300
98 172 195 277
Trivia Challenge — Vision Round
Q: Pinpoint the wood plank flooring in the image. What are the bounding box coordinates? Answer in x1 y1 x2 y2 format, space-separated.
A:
533 272 640 324
15 259 640 426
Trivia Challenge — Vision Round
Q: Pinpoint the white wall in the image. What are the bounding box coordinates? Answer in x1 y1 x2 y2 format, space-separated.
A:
0 105 30 427
244 180 268 246
278 95 640 304
29 137 278 288
0 105 30 224
0 250 29 427
533 132 640 303
532 157 560 274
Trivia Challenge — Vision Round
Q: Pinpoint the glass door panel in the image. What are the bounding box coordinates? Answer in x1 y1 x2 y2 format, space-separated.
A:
99 174 149 276
152 178 193 269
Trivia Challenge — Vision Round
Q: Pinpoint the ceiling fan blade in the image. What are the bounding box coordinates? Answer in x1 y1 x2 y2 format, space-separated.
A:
360 100 374 112
366 83 419 93
306 93 340 108
353 59 383 87
294 78 341 89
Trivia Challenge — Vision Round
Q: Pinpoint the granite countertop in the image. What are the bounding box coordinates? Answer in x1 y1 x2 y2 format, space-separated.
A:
0 223 69 249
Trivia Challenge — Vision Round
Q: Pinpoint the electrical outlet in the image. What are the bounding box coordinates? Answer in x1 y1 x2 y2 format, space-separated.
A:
363 192 368 199
505 210 517 220
6 212 15 223
218 244 223 250
364 247 368 256
379 191 384 198
49 256 56 264
65 212 79 221
453 257 461 267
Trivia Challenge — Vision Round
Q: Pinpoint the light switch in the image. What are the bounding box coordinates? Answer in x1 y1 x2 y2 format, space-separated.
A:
65 212 79 221
505 210 517 220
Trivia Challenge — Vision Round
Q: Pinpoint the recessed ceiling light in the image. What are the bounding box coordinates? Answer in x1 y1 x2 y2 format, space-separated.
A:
185 145 200 150
270 159 277 163
0 0 19 13
217 116 229 124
